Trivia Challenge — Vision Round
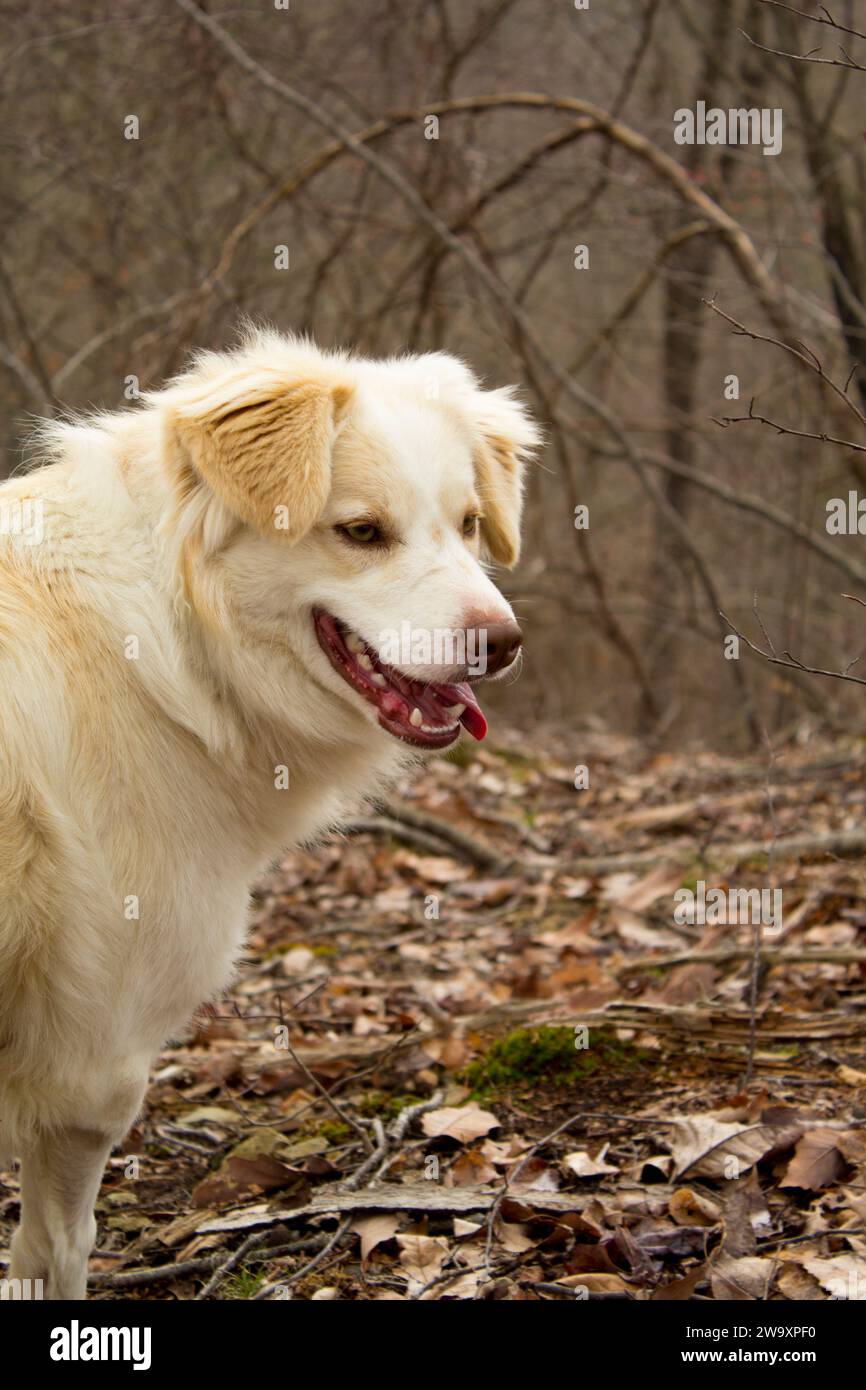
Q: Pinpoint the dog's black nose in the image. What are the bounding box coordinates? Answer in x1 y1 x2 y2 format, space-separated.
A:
475 620 523 675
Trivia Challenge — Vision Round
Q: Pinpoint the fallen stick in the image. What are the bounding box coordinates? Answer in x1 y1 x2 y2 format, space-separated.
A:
617 947 866 977
568 827 866 875
379 799 513 873
252 1216 352 1299
196 1183 596 1233
338 816 454 858
580 781 827 836
338 800 513 874
87 1235 328 1291
594 1000 866 1041
196 1230 267 1300
283 991 866 1067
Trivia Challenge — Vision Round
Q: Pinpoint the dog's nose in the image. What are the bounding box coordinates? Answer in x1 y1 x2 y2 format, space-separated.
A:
473 620 523 676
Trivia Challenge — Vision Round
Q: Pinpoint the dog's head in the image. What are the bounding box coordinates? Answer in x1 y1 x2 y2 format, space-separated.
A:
158 331 539 753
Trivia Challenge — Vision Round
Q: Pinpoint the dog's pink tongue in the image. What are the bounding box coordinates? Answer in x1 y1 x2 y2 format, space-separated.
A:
452 682 488 741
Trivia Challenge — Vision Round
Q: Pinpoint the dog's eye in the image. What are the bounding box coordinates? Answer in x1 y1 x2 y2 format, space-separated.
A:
462 513 480 539
337 521 382 545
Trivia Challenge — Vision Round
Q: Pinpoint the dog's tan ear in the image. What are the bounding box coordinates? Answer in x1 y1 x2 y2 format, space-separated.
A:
471 387 541 567
171 375 353 542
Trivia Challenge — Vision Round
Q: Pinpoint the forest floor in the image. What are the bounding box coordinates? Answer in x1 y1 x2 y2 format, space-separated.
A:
5 726 866 1301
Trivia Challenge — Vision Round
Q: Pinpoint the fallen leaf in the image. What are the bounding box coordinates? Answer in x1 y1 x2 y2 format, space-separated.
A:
397 1234 449 1293
710 1253 776 1301
669 1118 773 1180
555 1272 632 1295
653 1264 707 1300
802 1253 866 1300
191 1155 308 1210
352 1215 400 1263
563 1149 620 1179
669 1187 721 1228
422 1105 500 1144
449 1149 498 1187
780 1129 849 1191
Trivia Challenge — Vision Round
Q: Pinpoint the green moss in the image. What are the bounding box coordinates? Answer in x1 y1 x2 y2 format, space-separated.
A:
358 1091 422 1119
462 1025 646 1101
318 1120 351 1144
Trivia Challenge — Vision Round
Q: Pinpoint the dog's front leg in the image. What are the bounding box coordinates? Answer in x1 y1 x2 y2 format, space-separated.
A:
8 1125 117 1300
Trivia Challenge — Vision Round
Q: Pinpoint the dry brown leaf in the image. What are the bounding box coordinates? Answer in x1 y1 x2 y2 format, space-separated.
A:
563 1149 620 1179
775 1263 825 1300
453 1217 482 1237
669 1117 774 1180
669 1187 721 1228
449 1149 498 1187
555 1272 632 1295
780 1128 849 1191
422 1104 500 1144
802 1252 866 1300
653 1264 707 1300
495 1218 535 1253
710 1253 776 1301
397 1234 450 1292
352 1214 400 1263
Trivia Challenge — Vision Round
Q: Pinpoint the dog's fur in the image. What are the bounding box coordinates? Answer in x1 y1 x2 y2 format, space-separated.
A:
0 328 538 1298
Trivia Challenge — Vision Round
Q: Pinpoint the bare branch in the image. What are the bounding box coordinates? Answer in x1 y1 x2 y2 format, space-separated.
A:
714 396 866 453
704 297 866 429
739 26 866 70
753 0 866 43
721 604 866 690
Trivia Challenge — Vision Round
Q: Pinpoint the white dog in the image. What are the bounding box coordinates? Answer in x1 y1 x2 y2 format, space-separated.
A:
0 328 538 1299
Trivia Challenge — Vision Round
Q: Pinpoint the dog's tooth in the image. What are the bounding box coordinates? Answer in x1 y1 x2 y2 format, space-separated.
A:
371 672 386 687
410 707 423 727
446 703 466 717
358 654 373 670
346 633 364 654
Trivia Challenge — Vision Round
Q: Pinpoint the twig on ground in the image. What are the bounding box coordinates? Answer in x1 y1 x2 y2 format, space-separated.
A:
521 1280 634 1299
196 1230 268 1301
568 826 866 874
252 1215 352 1299
617 947 866 977
88 1234 331 1293
379 800 514 873
339 802 512 873
346 1091 444 1190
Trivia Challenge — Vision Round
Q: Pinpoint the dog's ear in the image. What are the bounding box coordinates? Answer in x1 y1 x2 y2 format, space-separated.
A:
170 373 353 542
471 387 541 567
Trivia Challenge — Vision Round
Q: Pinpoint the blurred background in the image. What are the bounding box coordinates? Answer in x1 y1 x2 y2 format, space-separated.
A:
1 0 864 747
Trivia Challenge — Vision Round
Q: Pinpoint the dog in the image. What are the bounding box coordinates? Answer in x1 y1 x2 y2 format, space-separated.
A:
0 327 538 1298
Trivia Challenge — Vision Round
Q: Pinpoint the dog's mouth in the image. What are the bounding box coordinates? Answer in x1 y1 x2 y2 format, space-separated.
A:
313 610 488 749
